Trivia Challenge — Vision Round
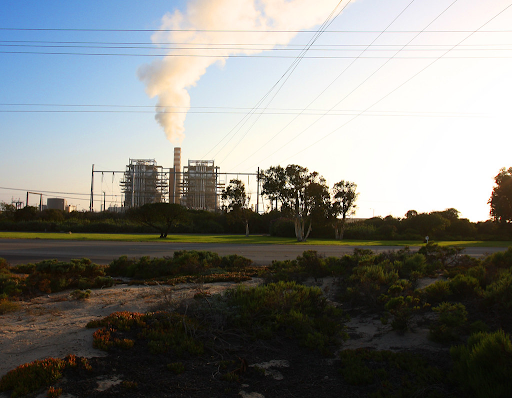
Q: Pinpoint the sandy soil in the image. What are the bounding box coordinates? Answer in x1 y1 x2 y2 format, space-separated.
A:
0 279 262 380
0 276 443 383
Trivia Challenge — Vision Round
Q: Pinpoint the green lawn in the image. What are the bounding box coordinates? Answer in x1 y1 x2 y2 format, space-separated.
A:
0 231 509 247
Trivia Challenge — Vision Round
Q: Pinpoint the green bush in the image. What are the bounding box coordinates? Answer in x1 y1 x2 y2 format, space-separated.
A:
296 250 327 279
0 298 20 314
450 330 512 398
483 269 512 310
220 254 252 270
400 253 426 279
449 274 481 298
223 281 346 352
383 295 421 332
70 289 91 300
0 258 9 270
429 302 467 343
422 280 451 304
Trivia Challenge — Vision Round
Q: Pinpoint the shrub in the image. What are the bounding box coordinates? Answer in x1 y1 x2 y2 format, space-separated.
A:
450 330 512 398
383 295 421 332
220 254 252 270
70 289 91 300
429 302 468 343
296 250 327 279
0 298 21 314
223 281 346 352
0 355 87 397
400 253 426 279
449 274 481 298
167 362 185 375
483 269 512 310
422 280 451 304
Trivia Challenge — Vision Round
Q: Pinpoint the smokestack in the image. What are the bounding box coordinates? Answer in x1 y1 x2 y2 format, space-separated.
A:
138 0 342 143
170 147 182 204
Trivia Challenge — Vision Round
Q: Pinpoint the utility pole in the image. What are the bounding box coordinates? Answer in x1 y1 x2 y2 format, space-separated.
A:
90 164 94 212
256 167 260 214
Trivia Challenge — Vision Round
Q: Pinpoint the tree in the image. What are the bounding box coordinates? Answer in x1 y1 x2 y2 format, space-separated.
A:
260 164 328 241
405 210 418 219
489 167 512 224
221 179 251 236
127 203 188 238
331 180 358 240
405 212 450 237
0 202 16 221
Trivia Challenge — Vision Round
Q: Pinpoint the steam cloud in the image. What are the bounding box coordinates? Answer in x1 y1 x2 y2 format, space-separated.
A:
138 0 340 143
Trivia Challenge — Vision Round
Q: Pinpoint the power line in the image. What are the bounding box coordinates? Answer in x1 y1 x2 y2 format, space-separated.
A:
2 43 511 51
214 0 349 164
202 0 349 161
1 27 511 33
277 2 512 166
1 49 510 58
230 0 426 171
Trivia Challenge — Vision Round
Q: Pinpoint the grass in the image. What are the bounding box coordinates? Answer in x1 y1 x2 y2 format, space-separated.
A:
0 231 509 247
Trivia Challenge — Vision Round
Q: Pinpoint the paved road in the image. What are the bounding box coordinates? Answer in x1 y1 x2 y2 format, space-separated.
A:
0 239 508 266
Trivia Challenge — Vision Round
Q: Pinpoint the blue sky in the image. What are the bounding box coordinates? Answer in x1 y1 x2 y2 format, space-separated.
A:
1 0 511 221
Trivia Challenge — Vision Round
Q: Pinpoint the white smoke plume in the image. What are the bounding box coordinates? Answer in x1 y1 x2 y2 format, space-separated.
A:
138 0 340 143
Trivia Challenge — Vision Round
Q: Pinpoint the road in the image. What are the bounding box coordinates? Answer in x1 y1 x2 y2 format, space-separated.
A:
0 239 508 266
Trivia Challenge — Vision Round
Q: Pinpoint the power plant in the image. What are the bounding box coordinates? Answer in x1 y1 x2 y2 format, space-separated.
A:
88 147 260 213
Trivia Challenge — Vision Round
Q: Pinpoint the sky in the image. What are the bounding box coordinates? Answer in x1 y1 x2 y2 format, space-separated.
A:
0 0 511 221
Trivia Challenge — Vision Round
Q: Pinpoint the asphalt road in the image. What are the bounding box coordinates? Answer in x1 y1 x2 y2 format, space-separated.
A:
0 239 508 266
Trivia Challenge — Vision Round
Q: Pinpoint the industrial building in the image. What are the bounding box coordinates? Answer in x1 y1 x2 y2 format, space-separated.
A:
181 160 221 211
120 159 168 208
99 149 225 212
47 198 67 211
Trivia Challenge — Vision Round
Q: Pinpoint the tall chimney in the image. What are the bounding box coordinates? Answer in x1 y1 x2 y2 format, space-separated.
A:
171 147 181 204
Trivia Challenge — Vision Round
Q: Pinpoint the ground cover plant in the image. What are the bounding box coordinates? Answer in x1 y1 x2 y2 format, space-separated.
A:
1 244 512 397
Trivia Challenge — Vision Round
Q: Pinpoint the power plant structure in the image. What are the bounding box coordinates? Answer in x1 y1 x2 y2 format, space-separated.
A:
120 159 168 208
89 147 260 213
181 160 221 211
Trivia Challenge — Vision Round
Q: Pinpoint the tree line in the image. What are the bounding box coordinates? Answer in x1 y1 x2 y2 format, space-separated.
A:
1 165 511 241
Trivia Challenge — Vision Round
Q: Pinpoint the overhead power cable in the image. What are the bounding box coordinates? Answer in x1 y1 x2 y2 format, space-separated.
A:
215 0 350 164
1 42 511 51
278 2 512 166
202 0 349 161
1 49 510 58
230 0 424 171
241 0 463 171
1 27 511 33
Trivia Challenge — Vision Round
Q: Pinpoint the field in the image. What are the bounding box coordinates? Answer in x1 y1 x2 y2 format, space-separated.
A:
0 231 510 247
